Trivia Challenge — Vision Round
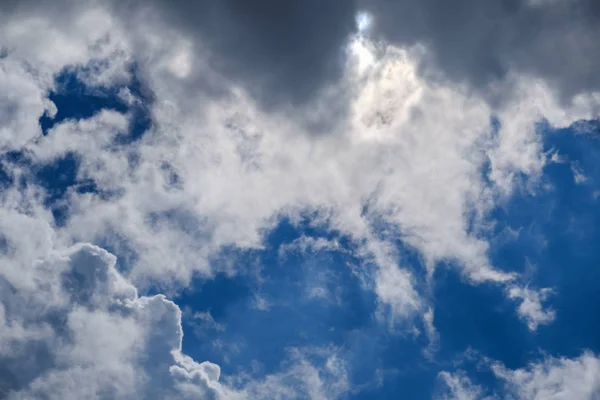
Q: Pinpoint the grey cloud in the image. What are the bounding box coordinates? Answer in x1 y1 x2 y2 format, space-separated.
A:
119 0 600 108
116 0 358 109
5 0 598 120
361 0 600 103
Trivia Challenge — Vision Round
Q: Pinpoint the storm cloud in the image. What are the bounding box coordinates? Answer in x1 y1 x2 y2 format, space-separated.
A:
110 0 358 108
102 0 600 109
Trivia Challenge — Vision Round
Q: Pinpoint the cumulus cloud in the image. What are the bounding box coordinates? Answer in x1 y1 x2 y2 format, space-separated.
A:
508 286 556 331
2 0 599 328
0 57 53 151
0 242 226 399
493 352 600 399
1 0 600 397
0 240 354 399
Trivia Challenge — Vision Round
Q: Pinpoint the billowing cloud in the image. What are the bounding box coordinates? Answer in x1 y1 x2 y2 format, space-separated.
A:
0 243 225 399
2 0 599 327
1 0 600 398
0 241 354 399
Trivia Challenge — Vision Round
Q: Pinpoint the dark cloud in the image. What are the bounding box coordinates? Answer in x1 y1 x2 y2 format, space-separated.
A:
130 0 600 108
5 0 599 110
361 0 600 103
122 0 358 109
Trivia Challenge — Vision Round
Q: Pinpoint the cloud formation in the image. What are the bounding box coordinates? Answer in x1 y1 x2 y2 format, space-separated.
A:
493 352 600 399
508 286 555 331
0 243 224 399
440 352 600 400
0 242 355 399
1 0 600 398
111 0 358 109
2 0 599 336
364 0 600 101
103 0 600 112
436 371 486 400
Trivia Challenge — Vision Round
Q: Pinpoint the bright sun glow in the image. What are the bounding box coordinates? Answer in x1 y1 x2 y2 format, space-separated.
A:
349 37 375 74
355 11 372 33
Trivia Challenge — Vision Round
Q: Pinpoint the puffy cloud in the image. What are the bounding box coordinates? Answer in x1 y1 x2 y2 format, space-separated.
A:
2 0 598 327
0 4 600 399
50 37 502 294
508 286 555 331
0 242 228 399
493 352 600 399
0 1 130 78
0 57 53 151
0 239 352 399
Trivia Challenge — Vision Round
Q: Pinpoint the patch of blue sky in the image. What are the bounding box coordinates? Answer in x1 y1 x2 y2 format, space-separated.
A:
518 122 600 355
0 63 152 226
176 119 600 398
39 63 151 143
429 119 600 396
176 218 376 372
176 217 437 399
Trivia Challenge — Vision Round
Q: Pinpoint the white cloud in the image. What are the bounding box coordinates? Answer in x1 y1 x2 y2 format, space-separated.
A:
1 3 600 397
0 242 236 399
278 236 343 259
508 286 556 331
571 163 588 184
236 347 350 400
0 239 353 399
0 58 51 151
441 352 600 400
186 310 226 333
1 3 130 83
3 1 598 327
375 257 422 321
423 307 440 359
437 371 488 400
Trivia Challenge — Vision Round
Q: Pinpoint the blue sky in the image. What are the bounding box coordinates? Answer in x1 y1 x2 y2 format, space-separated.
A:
174 119 600 399
1 2 600 399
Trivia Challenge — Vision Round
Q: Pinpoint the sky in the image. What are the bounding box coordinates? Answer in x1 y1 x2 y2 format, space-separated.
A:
0 0 600 399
